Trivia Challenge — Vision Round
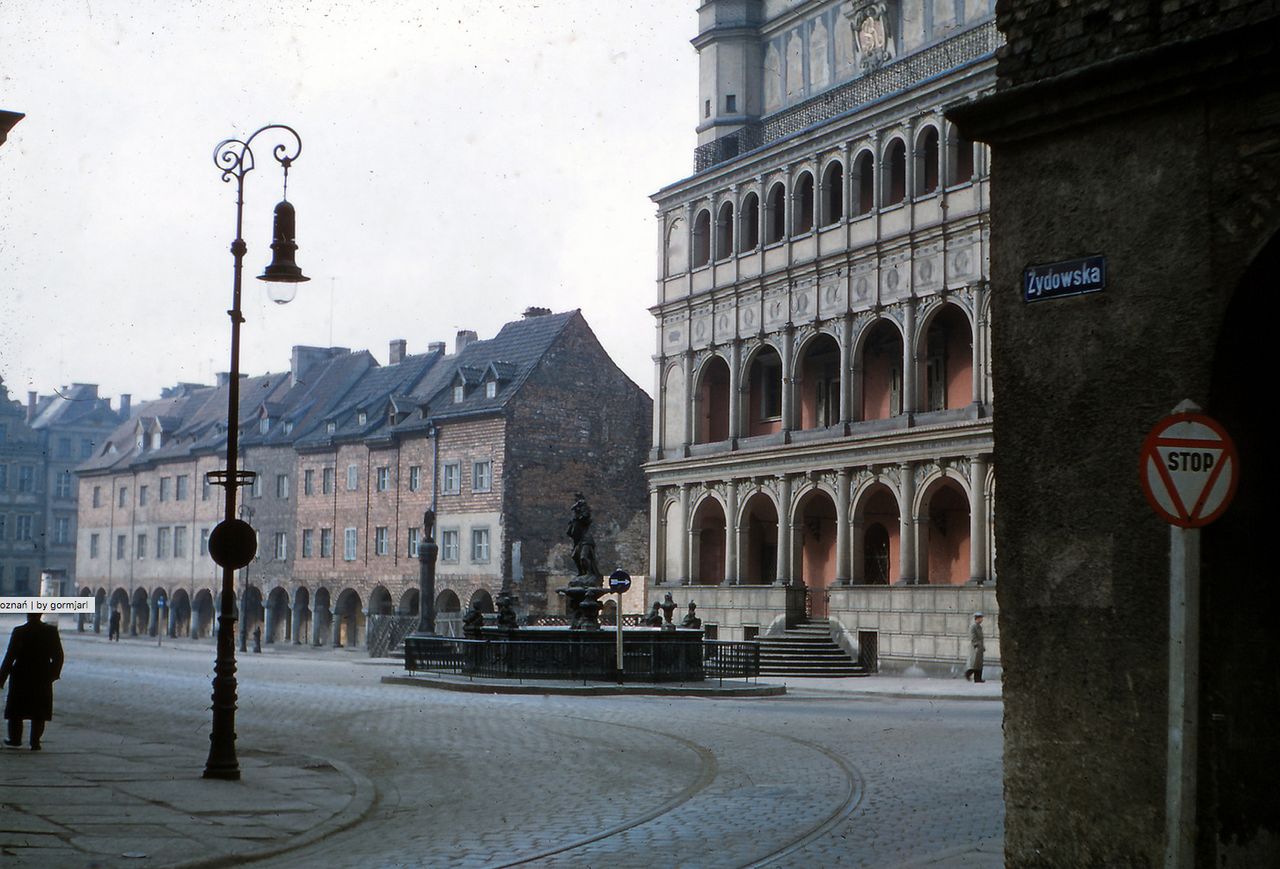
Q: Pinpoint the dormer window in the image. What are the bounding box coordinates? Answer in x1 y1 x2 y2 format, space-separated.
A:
151 432 162 449
485 381 497 399
260 417 270 434
326 421 337 434
136 434 145 451
453 385 465 403
358 411 367 425
283 421 294 434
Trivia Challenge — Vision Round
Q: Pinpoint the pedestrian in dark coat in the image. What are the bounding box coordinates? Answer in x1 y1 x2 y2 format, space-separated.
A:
964 611 986 683
0 613 65 750
108 609 121 642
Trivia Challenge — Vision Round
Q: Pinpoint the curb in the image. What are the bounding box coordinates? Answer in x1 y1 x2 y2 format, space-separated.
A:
167 755 377 869
381 674 786 697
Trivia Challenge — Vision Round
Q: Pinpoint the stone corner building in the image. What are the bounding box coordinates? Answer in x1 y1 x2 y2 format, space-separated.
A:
951 2 1278 866
646 0 999 672
74 308 651 644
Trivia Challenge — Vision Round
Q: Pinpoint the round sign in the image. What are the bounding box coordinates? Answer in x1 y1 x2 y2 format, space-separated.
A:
1139 411 1238 528
208 518 258 569
608 569 632 593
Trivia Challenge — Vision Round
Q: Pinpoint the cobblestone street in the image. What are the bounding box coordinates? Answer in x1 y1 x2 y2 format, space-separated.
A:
8 629 1002 867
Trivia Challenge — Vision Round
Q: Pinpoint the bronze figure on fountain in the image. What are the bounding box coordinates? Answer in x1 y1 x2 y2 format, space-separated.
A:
559 493 609 629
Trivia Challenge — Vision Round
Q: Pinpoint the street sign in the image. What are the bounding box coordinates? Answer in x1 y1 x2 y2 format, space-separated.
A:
1140 411 1238 528
609 569 632 594
1023 254 1106 302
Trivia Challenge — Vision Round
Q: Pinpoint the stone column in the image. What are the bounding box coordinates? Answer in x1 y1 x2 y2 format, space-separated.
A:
678 483 692 585
292 601 304 644
167 601 178 638
775 474 792 585
313 606 329 646
331 607 343 647
682 351 695 454
263 602 275 644
901 300 917 415
756 174 766 246
727 341 742 442
972 285 987 405
835 469 852 585
897 462 916 584
149 597 159 637
651 354 665 457
781 327 795 435
839 315 853 426
812 153 823 229
968 454 989 585
724 479 739 585
648 487 662 585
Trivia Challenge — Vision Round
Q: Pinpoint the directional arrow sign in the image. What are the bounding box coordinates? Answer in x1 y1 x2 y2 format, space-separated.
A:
1140 411 1238 528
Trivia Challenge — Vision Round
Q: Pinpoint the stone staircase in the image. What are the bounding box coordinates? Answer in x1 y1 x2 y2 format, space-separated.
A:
757 618 868 677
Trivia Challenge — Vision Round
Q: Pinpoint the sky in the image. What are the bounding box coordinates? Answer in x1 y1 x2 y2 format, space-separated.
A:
0 1 698 407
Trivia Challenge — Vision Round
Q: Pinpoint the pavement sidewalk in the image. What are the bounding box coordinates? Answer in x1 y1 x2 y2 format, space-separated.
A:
0 721 374 869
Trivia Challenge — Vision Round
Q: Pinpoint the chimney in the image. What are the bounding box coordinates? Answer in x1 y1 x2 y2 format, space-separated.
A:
455 329 478 354
216 372 231 387
389 339 407 365
119 394 131 418
522 306 552 318
26 391 36 422
427 341 446 354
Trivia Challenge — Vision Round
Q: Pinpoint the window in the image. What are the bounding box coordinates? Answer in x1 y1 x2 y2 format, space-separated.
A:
376 466 389 492
18 465 34 493
704 98 711 118
765 182 786 243
408 466 422 492
136 533 147 559
726 94 737 112
250 472 262 498
273 532 288 560
322 467 335 494
442 462 461 495
320 528 334 558
276 474 289 499
326 421 337 434
343 528 358 561
117 534 127 560
883 138 907 205
159 476 170 502
200 528 210 556
259 417 270 434
739 191 760 252
441 529 459 562
304 469 315 495
14 566 29 595
176 475 188 501
92 485 102 507
692 208 711 267
80 439 94 459
473 460 492 493
357 411 367 426
90 533 100 559
53 516 70 544
202 475 211 501
453 384 465 403
407 527 420 557
302 529 314 558
715 201 734 260
485 381 497 399
174 526 187 558
55 472 73 499
157 527 170 558
470 528 490 563
0 465 7 490
793 171 814 234
138 485 149 506
346 464 358 491
57 437 72 458
375 526 389 556
16 515 33 541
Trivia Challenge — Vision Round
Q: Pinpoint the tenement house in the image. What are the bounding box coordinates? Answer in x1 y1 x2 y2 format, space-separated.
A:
75 309 651 649
647 0 998 673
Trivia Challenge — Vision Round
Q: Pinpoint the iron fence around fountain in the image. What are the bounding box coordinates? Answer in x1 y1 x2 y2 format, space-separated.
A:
403 635 759 684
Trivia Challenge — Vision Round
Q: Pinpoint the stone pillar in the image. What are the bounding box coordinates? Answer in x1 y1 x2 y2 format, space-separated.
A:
972 285 987 405
149 597 159 637
775 474 792 585
724 479 739 585
682 351 695 454
839 315 853 425
897 462 916 584
651 354 665 458
263 602 274 644
781 327 795 435
835 469 852 585
332 607 343 647
677 483 692 585
902 301 917 415
968 454 989 585
727 341 742 442
314 606 329 646
167 601 178 638
648 487 662 585
812 153 823 229
292 601 304 644
756 174 766 245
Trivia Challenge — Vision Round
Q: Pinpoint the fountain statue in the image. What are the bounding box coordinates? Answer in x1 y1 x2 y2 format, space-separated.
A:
557 494 611 629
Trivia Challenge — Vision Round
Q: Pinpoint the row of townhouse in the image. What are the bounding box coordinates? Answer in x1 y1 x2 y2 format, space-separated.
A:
74 308 651 646
644 0 1000 673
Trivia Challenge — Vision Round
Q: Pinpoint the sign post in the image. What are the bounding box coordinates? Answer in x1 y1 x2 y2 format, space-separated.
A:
609 570 631 685
1140 400 1238 869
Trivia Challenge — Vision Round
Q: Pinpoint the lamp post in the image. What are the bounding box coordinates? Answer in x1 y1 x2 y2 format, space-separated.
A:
204 124 309 781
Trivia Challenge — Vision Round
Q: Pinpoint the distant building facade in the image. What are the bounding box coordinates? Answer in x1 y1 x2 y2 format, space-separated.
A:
646 0 998 671
74 309 651 644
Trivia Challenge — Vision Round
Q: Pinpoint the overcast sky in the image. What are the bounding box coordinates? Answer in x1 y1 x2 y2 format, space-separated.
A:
1 1 697 408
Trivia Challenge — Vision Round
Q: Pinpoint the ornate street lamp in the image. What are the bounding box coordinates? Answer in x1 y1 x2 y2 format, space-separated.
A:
204 124 309 780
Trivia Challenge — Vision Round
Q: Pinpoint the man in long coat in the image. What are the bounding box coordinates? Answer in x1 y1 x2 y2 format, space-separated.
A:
964 611 986 683
0 613 65 750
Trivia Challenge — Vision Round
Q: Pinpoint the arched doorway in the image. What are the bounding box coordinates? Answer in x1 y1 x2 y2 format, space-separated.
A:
312 587 332 646
468 589 494 614
293 587 312 645
398 588 420 616
918 477 970 585
796 334 841 430
435 589 462 637
130 587 149 636
333 588 362 648
370 585 394 616
740 492 778 584
744 345 783 437
241 585 264 646
171 588 192 638
857 484 900 585
922 304 973 412
694 356 732 444
94 587 107 633
691 496 726 585
78 587 92 632
192 589 215 639
861 320 903 420
794 489 837 615
266 586 291 643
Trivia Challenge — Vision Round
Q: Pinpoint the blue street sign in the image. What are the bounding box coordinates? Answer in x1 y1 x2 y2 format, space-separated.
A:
609 569 631 593
1023 254 1106 302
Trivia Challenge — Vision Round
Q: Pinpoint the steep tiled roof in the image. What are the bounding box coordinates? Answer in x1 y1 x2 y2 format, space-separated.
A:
293 350 441 449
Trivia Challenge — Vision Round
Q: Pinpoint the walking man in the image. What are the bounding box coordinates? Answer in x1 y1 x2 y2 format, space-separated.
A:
964 611 986 683
1 613 65 750
108 608 121 642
